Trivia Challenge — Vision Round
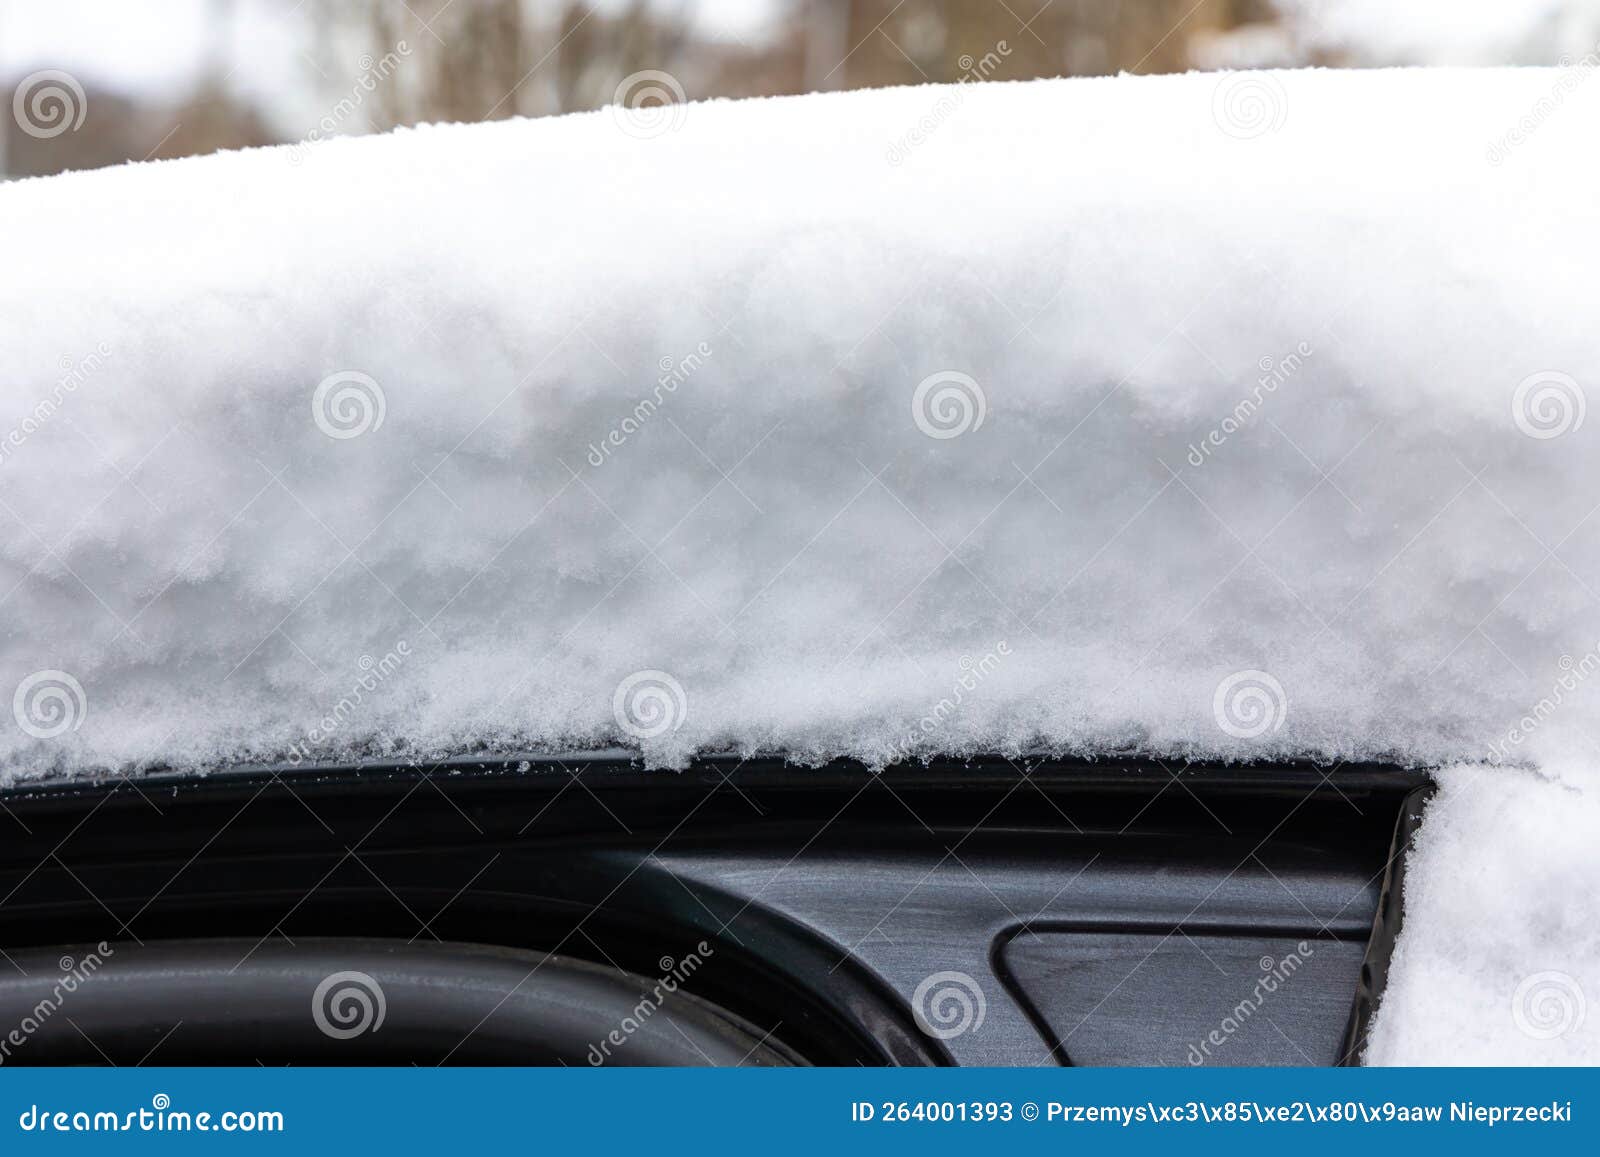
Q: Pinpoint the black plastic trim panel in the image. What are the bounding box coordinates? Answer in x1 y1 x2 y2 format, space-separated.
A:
1339 784 1434 1064
0 938 801 1065
0 755 1430 1066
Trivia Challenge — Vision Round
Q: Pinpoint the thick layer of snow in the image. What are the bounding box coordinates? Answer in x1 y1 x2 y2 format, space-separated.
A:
3 68 1600 779
1368 764 1599 1064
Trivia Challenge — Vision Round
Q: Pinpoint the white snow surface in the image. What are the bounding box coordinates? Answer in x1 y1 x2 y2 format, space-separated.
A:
1368 763 1600 1064
2 67 1600 783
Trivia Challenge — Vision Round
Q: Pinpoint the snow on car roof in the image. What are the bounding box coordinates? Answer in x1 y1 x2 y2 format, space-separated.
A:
1 67 1596 782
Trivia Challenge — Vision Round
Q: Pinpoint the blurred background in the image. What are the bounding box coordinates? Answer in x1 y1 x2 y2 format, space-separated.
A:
4 0 1599 179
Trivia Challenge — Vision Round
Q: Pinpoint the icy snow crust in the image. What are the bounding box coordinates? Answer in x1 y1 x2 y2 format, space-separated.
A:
3 68 1600 782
